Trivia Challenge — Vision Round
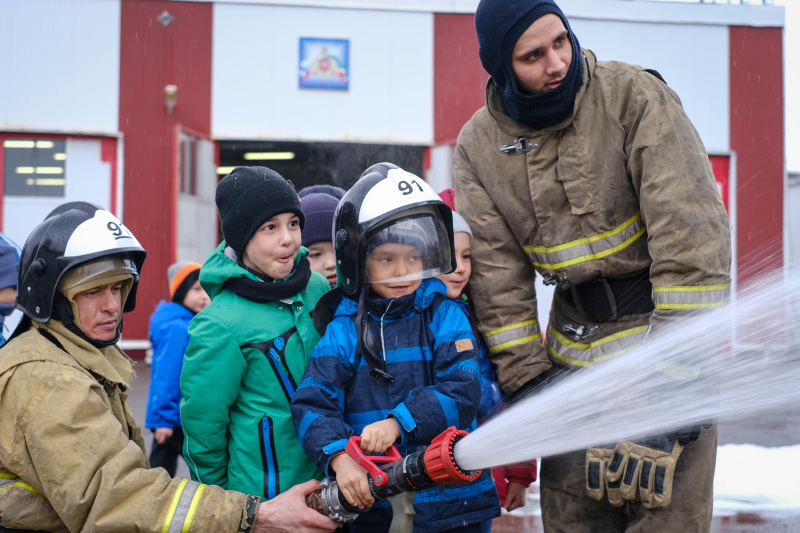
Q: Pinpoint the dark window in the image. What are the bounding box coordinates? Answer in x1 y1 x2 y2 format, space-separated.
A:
217 140 425 191
3 139 66 197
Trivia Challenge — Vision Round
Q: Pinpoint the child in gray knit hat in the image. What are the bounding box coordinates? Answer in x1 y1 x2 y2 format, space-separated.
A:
436 189 538 512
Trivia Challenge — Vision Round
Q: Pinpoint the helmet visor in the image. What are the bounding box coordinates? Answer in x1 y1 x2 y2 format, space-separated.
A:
58 256 138 293
362 213 453 285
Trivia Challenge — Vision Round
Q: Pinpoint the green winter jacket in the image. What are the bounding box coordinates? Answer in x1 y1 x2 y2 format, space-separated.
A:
180 242 329 499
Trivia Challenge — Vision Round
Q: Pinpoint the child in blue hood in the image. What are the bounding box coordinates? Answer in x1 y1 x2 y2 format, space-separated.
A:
145 261 209 476
0 233 21 345
291 164 499 533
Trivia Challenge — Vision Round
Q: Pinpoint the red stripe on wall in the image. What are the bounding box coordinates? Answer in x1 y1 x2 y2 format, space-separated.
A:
729 26 784 285
709 155 731 214
119 0 213 346
434 13 488 146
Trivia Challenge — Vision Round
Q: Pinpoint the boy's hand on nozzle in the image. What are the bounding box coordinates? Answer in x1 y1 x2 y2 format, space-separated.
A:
331 452 374 509
359 419 401 454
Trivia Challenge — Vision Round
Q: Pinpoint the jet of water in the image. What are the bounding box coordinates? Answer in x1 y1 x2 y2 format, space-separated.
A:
454 268 800 470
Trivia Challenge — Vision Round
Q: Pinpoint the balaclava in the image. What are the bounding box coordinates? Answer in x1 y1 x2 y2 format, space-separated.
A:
215 166 305 260
301 193 339 248
55 256 135 347
168 261 202 305
475 0 583 129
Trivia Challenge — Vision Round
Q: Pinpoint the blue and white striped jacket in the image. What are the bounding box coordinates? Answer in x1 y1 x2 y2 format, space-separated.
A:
291 278 500 533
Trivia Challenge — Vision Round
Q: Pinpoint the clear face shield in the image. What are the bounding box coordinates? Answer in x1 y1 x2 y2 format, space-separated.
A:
362 209 453 287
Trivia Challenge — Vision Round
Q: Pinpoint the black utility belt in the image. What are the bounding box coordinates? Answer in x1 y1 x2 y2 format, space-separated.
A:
559 270 654 322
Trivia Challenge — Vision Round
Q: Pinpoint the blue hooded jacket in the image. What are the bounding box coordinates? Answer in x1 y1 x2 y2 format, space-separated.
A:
453 298 504 423
146 301 194 429
0 233 21 346
291 278 500 533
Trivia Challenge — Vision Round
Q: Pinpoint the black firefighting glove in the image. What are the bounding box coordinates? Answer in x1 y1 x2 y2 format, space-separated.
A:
586 424 711 509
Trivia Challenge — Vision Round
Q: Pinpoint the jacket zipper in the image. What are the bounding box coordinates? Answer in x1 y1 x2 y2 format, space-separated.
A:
379 300 393 367
259 415 279 500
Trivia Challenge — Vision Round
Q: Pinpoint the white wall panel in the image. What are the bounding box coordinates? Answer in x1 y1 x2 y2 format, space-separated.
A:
177 138 218 265
0 0 120 134
427 144 454 194
212 3 433 144
64 138 112 210
193 0 787 28
569 19 729 154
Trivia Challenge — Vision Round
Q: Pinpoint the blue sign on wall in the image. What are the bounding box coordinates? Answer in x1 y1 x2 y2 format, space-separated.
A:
299 37 349 90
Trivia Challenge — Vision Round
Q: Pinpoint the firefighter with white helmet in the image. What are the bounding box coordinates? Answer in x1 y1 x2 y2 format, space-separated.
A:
0 201 336 533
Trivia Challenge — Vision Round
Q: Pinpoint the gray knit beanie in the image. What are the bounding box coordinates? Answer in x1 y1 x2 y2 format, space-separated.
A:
451 211 473 241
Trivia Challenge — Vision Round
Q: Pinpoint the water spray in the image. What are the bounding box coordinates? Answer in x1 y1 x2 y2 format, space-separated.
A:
305 427 480 524
453 268 800 471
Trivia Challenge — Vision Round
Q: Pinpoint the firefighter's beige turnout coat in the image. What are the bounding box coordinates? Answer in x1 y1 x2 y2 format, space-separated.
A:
454 49 731 394
0 321 254 532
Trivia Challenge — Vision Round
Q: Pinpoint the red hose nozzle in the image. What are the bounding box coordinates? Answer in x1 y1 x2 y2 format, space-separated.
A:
345 436 403 486
423 426 481 485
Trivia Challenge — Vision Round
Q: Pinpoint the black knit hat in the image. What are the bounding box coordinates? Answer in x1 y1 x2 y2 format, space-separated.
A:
301 193 339 247
215 166 304 258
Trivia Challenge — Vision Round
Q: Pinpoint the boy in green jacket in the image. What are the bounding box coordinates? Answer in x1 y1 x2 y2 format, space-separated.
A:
180 166 330 499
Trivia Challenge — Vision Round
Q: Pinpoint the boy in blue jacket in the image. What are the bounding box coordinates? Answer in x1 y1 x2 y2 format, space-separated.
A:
145 261 209 475
291 164 500 533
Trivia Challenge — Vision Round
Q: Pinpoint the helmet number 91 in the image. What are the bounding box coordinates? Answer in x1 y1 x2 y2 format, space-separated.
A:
398 180 424 195
107 221 133 240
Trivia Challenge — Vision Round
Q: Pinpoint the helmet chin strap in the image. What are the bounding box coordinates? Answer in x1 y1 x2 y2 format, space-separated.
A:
52 292 122 348
355 288 395 383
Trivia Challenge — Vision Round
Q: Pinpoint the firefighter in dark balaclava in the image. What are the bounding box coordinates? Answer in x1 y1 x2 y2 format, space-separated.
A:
453 0 731 531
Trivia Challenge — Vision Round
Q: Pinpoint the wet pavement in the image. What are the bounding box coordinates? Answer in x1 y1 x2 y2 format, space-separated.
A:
127 361 800 532
491 491 800 533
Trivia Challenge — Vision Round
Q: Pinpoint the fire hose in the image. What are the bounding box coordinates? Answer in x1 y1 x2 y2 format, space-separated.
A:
305 426 481 525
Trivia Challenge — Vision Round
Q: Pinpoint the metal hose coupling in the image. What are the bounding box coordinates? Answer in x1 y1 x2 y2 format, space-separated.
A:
305 477 360 524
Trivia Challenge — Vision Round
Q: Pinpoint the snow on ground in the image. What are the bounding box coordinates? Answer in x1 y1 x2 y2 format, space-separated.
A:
714 444 800 512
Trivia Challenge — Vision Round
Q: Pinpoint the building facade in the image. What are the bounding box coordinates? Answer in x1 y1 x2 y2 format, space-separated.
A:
0 0 786 350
